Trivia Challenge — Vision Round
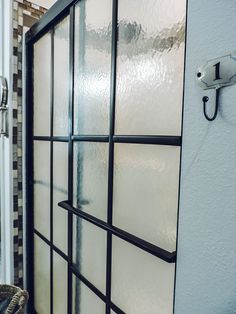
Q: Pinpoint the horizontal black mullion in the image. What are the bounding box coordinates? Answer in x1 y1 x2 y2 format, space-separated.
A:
58 201 176 263
52 136 69 142
72 135 109 142
33 136 69 142
34 229 68 261
71 265 125 314
32 135 183 145
33 136 51 141
113 135 181 146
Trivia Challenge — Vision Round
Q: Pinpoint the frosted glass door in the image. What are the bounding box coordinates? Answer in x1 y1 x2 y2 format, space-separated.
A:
72 0 185 311
30 0 186 313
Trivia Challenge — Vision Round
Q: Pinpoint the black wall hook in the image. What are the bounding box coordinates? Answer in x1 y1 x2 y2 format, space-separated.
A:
202 88 221 121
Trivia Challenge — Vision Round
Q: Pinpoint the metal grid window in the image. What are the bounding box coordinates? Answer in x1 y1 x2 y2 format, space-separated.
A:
25 0 186 313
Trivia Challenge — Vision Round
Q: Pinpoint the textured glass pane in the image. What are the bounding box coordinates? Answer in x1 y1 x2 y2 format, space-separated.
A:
53 253 67 314
34 33 51 136
72 275 105 314
34 235 50 314
74 0 112 135
113 144 180 252
73 142 108 221
53 142 68 253
115 0 186 135
111 237 175 314
54 16 70 136
73 217 107 293
34 141 50 239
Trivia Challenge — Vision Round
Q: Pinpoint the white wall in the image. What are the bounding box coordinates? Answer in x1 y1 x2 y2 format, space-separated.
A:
175 1 236 313
28 0 57 10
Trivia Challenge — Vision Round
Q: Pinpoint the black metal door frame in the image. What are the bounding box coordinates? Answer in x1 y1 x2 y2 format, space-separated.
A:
25 0 186 313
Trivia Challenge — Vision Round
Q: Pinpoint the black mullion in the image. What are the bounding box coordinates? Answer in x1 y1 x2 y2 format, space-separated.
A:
173 0 189 312
113 135 181 146
33 136 51 141
33 135 182 146
68 6 75 314
33 136 69 142
52 136 69 142
73 2 86 312
71 135 181 146
50 28 55 314
25 41 35 313
72 135 109 142
106 0 118 313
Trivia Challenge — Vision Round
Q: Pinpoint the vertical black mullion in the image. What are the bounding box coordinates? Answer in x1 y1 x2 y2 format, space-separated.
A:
173 0 189 312
25 41 35 313
50 28 55 314
68 6 75 314
75 1 86 311
106 0 118 313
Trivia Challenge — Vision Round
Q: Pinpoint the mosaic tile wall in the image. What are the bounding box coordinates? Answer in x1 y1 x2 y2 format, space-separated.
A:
12 0 47 287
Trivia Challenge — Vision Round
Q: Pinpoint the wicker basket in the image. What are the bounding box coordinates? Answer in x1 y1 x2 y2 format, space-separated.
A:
0 285 29 314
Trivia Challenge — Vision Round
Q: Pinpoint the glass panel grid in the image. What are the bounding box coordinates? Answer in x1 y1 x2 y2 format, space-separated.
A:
29 0 186 313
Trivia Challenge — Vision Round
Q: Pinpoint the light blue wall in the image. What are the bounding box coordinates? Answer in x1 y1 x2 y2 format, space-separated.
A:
175 1 236 313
